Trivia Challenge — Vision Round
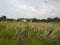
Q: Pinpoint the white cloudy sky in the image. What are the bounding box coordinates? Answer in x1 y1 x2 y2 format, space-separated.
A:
0 0 60 19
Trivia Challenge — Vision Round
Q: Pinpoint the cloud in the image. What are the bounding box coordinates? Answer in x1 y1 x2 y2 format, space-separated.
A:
0 0 60 19
15 5 36 12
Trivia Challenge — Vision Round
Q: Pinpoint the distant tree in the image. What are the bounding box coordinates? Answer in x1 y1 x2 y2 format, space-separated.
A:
17 18 22 22
40 19 47 22
2 16 6 21
53 17 60 22
47 18 53 22
32 18 37 22
0 16 7 21
0 17 2 21
32 18 40 22
6 19 15 21
2 16 6 19
32 18 41 22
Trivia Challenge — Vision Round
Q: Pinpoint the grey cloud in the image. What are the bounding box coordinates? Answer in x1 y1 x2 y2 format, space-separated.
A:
0 0 60 19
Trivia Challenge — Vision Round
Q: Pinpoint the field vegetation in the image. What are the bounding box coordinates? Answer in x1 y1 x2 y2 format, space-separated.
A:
0 22 60 45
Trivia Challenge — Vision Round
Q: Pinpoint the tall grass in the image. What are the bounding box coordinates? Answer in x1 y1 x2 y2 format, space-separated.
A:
0 22 60 45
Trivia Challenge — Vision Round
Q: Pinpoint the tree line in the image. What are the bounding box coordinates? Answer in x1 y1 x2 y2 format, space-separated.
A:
0 16 60 22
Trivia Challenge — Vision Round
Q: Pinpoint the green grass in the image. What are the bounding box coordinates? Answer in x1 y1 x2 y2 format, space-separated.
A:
0 22 60 45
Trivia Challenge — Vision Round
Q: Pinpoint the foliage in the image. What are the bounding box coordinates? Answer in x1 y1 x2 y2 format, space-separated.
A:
0 16 60 22
0 22 60 45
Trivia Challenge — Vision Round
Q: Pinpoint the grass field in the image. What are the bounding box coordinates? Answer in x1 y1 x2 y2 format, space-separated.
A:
0 22 60 45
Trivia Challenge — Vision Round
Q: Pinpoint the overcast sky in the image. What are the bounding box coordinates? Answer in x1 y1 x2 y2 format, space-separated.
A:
0 0 60 19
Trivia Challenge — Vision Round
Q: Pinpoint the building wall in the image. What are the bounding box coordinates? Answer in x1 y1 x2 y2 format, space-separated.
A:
22 19 32 22
22 19 27 22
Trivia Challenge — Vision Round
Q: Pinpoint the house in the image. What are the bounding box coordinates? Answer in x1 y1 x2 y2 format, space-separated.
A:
17 18 32 22
26 19 32 22
22 18 27 22
22 18 32 22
